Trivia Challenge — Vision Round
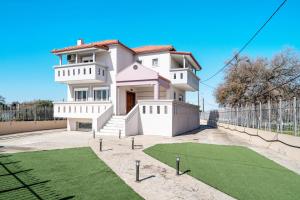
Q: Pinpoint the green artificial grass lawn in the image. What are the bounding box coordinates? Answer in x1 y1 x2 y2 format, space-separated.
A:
0 147 142 200
144 143 300 200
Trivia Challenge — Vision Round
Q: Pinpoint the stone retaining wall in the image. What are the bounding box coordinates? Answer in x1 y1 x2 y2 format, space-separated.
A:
0 120 67 135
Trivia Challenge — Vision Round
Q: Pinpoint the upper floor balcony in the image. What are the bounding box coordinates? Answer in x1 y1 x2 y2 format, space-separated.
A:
170 68 199 91
54 63 107 84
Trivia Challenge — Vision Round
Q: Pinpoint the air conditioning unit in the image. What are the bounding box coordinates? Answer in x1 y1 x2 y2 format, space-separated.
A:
67 54 76 61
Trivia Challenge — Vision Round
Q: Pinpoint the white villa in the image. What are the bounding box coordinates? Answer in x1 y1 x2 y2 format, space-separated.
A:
52 39 201 136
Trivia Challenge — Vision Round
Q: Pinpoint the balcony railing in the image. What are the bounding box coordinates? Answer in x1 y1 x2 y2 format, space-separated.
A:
53 101 112 118
170 68 199 91
54 62 107 84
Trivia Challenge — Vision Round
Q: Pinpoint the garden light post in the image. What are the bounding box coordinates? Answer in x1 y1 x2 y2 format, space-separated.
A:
176 156 180 176
131 137 135 150
136 160 140 182
99 138 102 152
93 130 95 139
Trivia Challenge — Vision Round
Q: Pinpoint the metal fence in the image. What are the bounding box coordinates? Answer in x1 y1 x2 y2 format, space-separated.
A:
0 106 56 122
201 97 300 137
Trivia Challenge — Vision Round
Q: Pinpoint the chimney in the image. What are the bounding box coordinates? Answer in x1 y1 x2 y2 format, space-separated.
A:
77 39 84 46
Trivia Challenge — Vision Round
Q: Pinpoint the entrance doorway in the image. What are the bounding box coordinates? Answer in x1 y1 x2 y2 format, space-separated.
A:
126 91 136 114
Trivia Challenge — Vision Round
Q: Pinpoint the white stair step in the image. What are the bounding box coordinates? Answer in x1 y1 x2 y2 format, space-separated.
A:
112 116 126 119
103 125 124 130
102 126 124 131
108 119 125 122
105 122 124 126
99 129 123 134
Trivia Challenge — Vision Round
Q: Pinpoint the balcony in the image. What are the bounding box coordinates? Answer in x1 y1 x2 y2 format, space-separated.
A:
170 68 199 91
54 63 107 84
53 101 112 118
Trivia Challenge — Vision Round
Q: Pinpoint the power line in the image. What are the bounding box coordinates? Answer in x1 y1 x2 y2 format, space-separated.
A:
200 82 216 90
201 0 288 83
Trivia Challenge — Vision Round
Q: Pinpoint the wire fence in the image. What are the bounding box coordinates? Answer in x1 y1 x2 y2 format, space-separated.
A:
0 105 59 122
201 97 300 137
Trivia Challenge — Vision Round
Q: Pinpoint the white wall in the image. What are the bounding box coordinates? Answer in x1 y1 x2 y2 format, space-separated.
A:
135 52 171 79
138 100 173 136
117 46 134 72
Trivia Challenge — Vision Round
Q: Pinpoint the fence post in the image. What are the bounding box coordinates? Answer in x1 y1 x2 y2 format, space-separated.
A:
259 101 262 130
236 106 239 127
279 99 283 134
294 97 297 136
268 99 271 132
252 104 255 128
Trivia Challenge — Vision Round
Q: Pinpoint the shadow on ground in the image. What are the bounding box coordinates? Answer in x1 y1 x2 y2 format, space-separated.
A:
0 154 74 200
177 124 216 136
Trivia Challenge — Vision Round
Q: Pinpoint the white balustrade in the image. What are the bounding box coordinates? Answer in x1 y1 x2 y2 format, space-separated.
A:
54 63 107 83
54 101 112 118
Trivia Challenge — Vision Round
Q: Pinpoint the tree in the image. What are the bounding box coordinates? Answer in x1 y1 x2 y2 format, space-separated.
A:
0 95 5 106
215 49 300 106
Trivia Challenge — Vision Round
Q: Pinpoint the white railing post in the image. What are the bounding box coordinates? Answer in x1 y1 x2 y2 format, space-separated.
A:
294 97 297 136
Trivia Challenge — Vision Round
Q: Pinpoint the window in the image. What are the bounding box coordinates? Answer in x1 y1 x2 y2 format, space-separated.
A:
83 68 86 75
58 71 60 77
68 70 70 76
180 73 183 79
93 87 109 101
63 70 65 76
173 73 176 79
173 92 176 100
164 106 168 114
142 106 146 114
78 69 80 74
102 69 105 76
73 69 75 75
157 106 160 114
74 90 87 101
89 68 92 74
152 58 158 66
150 106 153 114
98 68 101 75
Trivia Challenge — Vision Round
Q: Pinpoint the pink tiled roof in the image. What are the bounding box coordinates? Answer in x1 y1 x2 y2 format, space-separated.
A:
51 39 201 70
51 40 134 54
132 45 175 54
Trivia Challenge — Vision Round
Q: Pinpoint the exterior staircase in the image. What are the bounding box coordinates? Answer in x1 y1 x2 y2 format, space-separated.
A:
98 115 125 135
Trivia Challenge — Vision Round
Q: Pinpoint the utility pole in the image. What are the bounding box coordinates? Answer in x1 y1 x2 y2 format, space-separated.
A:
202 98 204 113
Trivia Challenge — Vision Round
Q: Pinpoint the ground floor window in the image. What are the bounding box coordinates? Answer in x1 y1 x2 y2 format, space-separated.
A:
77 122 92 131
74 89 88 101
94 87 109 101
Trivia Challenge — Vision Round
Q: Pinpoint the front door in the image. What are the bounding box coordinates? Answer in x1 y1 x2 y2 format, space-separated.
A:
126 91 136 114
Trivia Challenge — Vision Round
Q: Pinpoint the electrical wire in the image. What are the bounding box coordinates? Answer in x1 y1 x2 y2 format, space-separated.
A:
201 0 288 83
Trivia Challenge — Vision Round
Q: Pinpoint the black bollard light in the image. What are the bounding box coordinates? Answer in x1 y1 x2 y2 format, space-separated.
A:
119 129 121 139
99 138 102 152
176 156 180 176
93 130 95 139
136 160 140 182
131 137 135 150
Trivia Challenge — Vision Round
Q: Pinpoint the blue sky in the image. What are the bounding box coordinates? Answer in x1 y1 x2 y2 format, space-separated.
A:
0 0 299 110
